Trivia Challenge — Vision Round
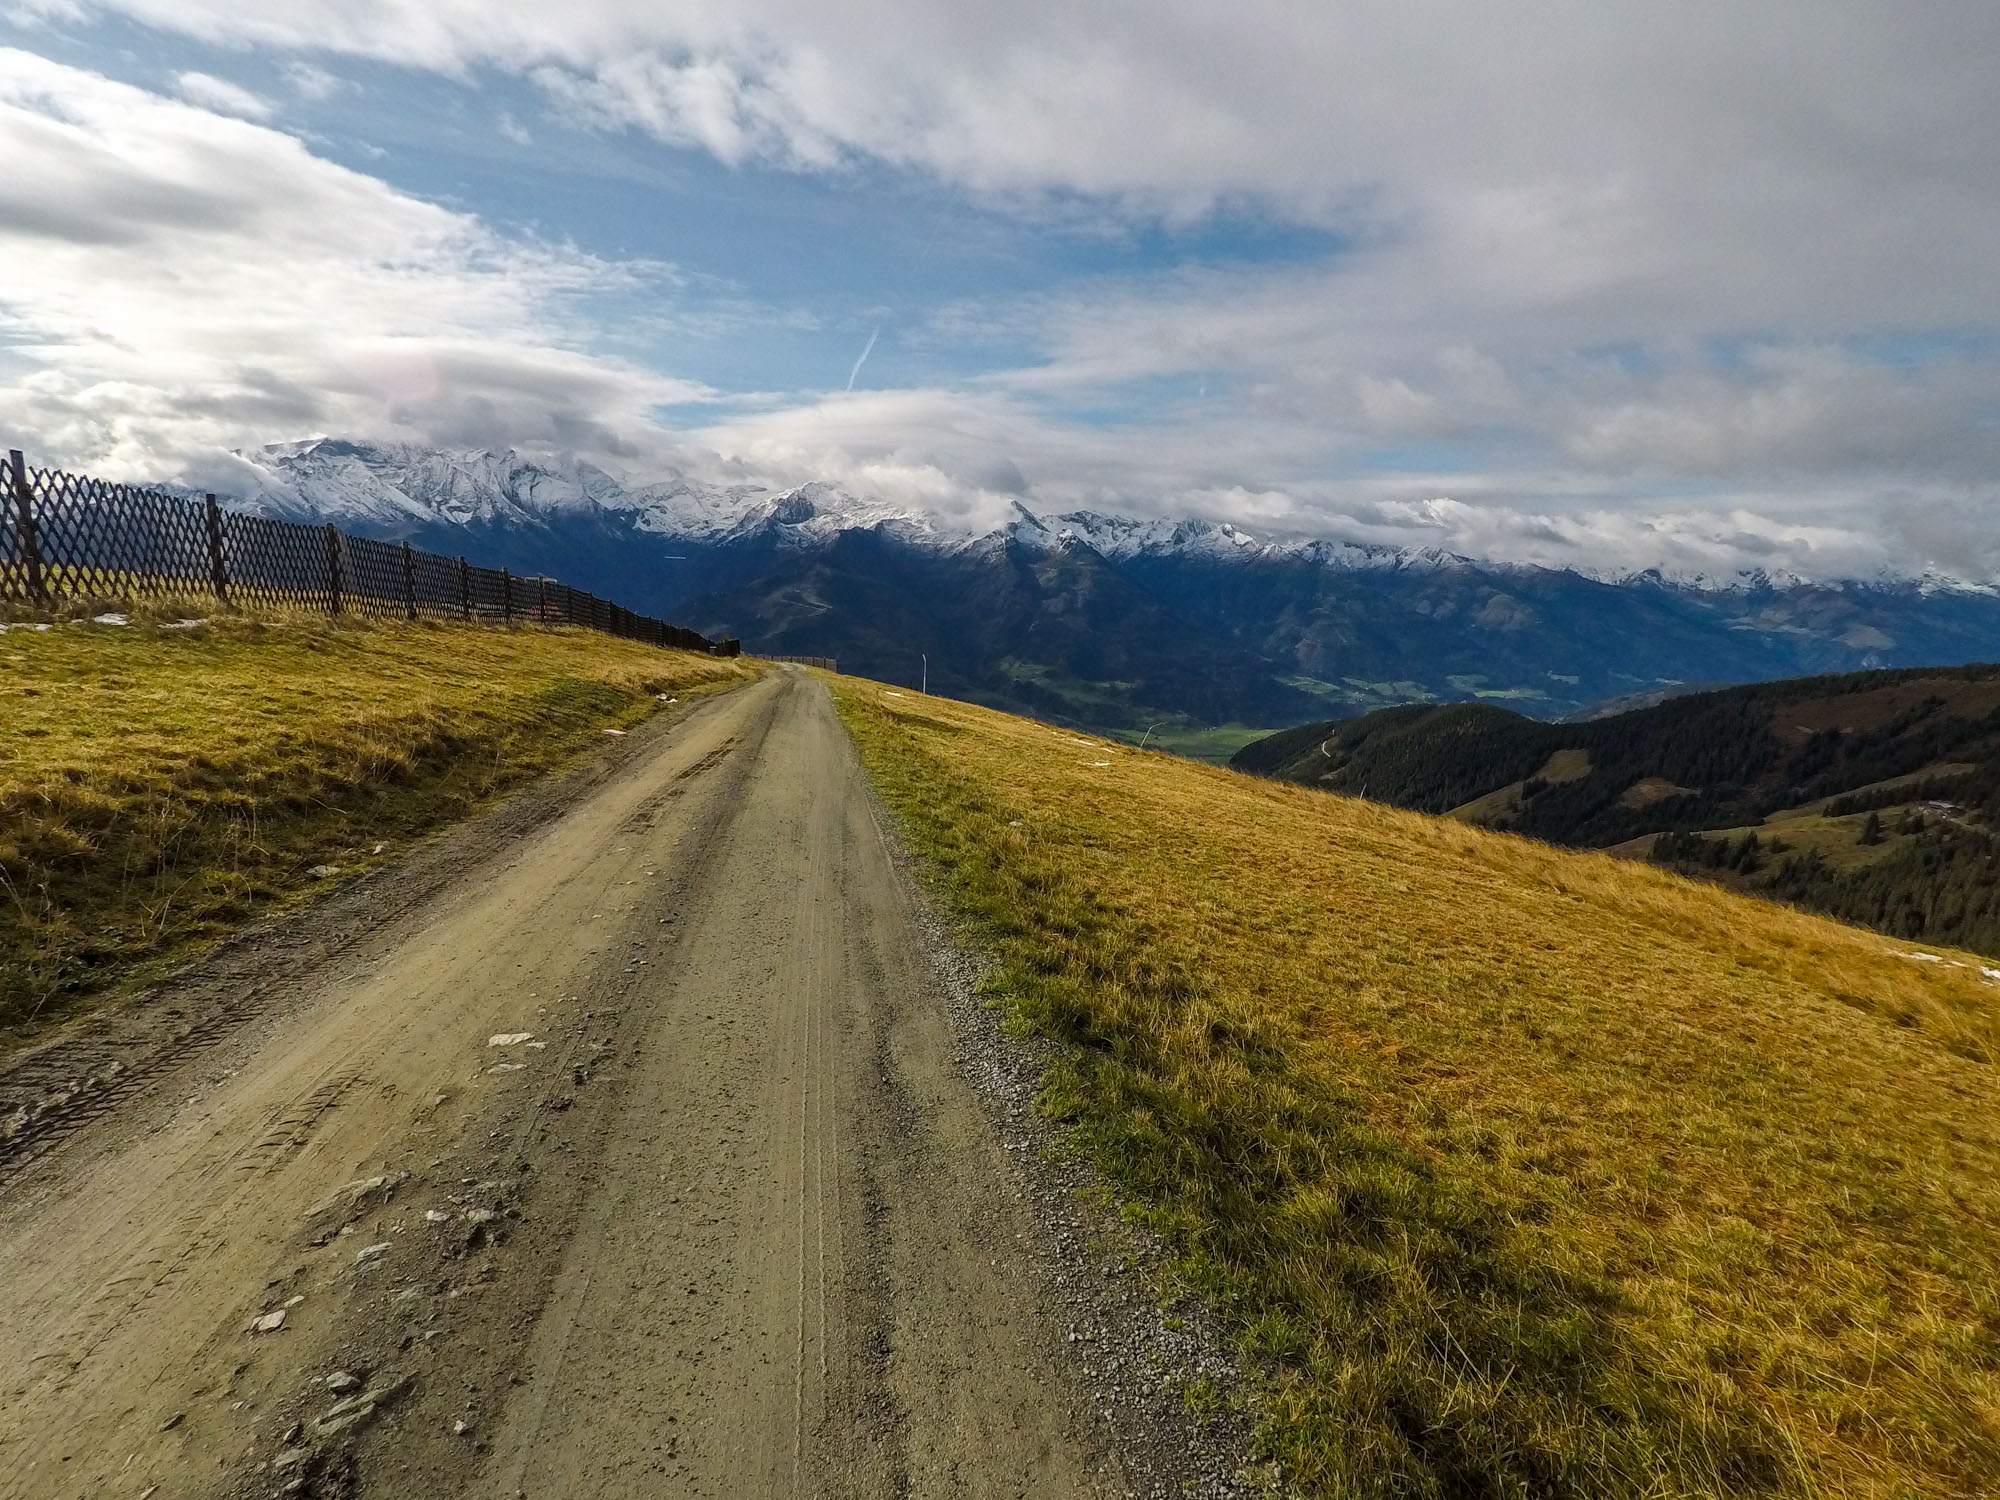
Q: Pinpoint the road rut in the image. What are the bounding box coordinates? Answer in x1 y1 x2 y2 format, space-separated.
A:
0 668 1126 1499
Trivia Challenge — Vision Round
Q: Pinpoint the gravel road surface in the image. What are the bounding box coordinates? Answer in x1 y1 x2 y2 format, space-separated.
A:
0 669 1146 1499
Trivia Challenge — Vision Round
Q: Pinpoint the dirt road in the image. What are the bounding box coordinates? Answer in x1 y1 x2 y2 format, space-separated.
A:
0 669 1129 1499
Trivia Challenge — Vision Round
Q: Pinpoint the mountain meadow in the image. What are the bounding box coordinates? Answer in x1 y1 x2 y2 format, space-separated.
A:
834 673 2000 1498
1235 664 2000 959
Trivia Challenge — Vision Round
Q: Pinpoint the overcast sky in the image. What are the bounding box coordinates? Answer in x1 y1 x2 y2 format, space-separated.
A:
2 3 1997 579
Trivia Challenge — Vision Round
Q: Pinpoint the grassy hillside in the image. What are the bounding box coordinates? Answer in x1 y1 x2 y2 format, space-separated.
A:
0 611 752 1043
1232 665 2000 956
834 677 2000 1498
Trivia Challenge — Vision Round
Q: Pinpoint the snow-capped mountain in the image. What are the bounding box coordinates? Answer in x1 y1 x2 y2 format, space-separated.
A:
224 438 1971 593
226 438 926 549
996 502 1471 574
222 438 1471 573
204 438 2000 733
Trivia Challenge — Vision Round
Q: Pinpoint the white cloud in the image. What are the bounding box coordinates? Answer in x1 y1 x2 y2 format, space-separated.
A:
667 340 2000 581
0 51 709 479
281 60 345 101
4 4 1999 581
173 70 271 119
35 2 2000 332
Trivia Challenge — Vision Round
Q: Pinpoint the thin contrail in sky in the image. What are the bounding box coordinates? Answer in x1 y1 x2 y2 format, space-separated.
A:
845 326 880 391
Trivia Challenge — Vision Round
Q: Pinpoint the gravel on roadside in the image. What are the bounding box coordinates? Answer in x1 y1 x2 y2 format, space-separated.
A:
865 788 1287 1500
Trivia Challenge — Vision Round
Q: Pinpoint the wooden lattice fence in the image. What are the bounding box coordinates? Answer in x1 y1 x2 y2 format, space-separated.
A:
1 448 738 656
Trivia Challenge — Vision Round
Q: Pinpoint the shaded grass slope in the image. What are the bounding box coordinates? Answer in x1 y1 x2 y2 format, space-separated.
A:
832 678 2000 1499
0 613 752 1043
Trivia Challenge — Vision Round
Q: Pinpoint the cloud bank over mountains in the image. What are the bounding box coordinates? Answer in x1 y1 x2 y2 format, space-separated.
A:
0 50 705 472
1 4 1996 582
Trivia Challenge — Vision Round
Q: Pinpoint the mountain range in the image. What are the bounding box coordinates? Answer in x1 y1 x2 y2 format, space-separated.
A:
208 438 2000 733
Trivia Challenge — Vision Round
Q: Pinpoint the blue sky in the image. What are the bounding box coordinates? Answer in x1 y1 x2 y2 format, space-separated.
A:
2 1 1998 580
3 8 1347 399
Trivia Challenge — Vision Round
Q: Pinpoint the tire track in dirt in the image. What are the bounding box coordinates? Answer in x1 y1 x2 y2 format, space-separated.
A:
0 669 1132 1500
0 698 746 1189
0 680 774 1498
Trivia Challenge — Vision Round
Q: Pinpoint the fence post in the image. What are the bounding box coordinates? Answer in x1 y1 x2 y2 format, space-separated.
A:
322 524 344 614
400 542 416 621
537 575 547 625
501 568 512 624
458 557 471 621
202 494 229 604
7 450 46 605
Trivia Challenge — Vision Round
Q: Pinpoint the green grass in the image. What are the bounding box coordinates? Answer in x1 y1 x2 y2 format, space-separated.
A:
1102 723 1280 765
0 611 754 1044
1446 673 1552 702
1710 809 1925 874
831 677 2000 1499
1277 672 1436 711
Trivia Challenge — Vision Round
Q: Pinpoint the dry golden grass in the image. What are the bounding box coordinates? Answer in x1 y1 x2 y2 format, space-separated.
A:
831 678 2000 1498
0 610 754 1041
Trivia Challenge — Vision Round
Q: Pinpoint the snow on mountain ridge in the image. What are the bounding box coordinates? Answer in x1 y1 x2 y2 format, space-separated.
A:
222 439 1466 568
224 439 907 543
211 439 1995 595
229 439 637 529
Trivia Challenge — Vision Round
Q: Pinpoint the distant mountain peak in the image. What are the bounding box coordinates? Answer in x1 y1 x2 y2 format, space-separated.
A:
206 437 2000 602
216 439 929 546
180 436 2000 735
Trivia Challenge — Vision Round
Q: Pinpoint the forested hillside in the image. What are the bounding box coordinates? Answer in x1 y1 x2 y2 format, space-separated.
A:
1232 664 2000 954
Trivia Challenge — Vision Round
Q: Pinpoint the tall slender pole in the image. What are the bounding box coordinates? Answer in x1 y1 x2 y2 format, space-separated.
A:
501 567 512 624
400 542 416 620
323 524 343 615
458 557 471 621
7 450 45 606
202 494 229 604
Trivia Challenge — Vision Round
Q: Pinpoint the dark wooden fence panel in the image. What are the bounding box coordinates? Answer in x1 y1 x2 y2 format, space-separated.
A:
0 448 740 656
408 549 459 620
7 457 214 604
342 534 409 621
218 510 338 613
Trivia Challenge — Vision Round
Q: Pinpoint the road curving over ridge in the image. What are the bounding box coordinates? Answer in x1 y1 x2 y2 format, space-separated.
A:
0 667 1129 1499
